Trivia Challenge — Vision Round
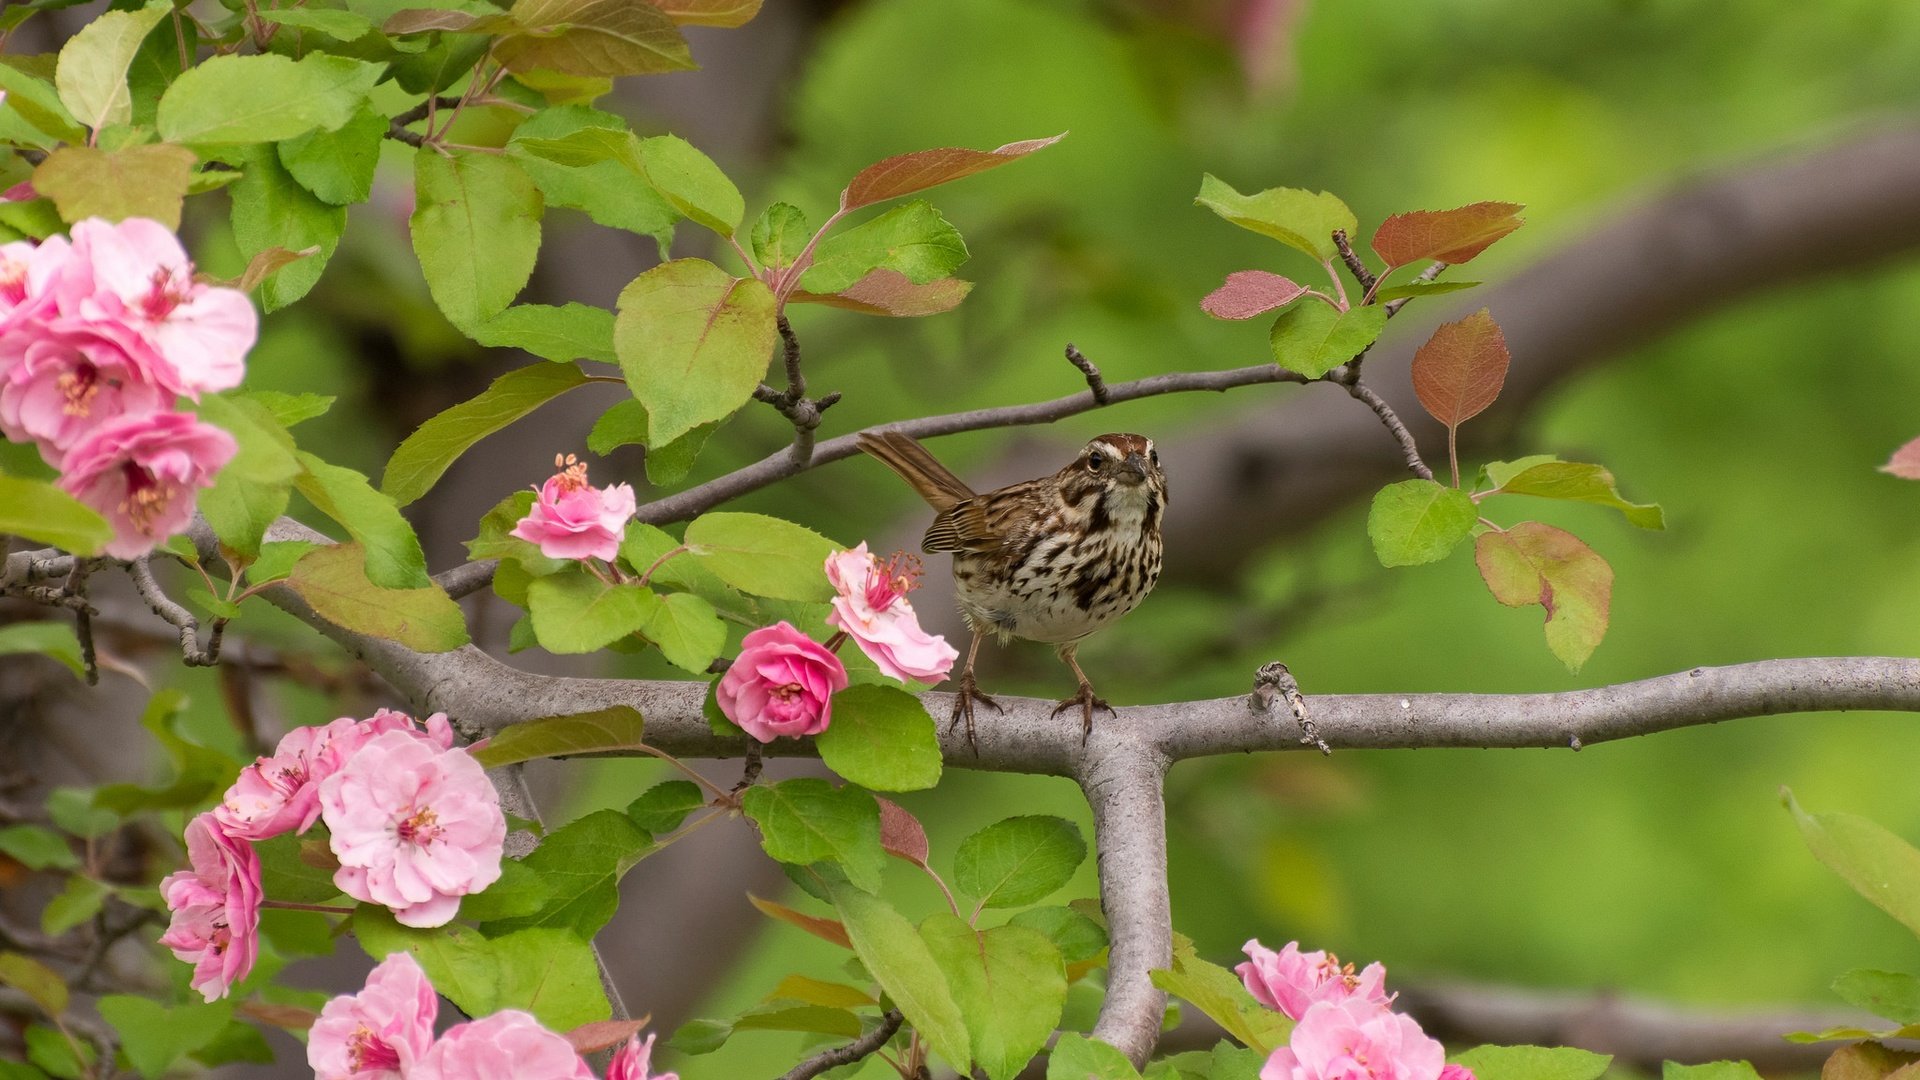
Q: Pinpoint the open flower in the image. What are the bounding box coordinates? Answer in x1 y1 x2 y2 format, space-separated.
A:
308 952 439 1080
319 730 505 928
1261 997 1446 1080
410 1011 595 1080
716 621 849 743
825 543 958 683
0 325 169 464
510 453 635 562
607 1033 677 1080
1239 939 1390 1021
216 709 455 842
56 409 235 558
158 813 262 1002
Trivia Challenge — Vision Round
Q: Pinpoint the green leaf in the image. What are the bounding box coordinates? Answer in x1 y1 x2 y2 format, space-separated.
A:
39 876 108 937
34 142 195 229
242 390 334 428
296 453 430 589
627 780 707 835
473 304 617 363
277 105 385 206
352 907 610 1031
922 915 1066 1080
1150 936 1290 1055
816 684 942 792
682 511 836 601
1268 302 1388 378
506 105 676 244
0 621 83 679
742 779 885 893
635 135 743 237
800 200 968 294
473 705 646 768
229 143 345 310
1483 459 1664 530
485 809 651 937
1661 1064 1763 1080
285 543 469 652
252 833 347 905
94 690 238 814
96 996 232 1080
0 60 85 145
614 258 775 445
671 1003 865 1055
497 0 695 78
156 53 383 144
53 0 169 131
1008 906 1108 964
1372 280 1481 302
1833 970 1920 1024
0 474 111 554
411 149 543 332
953 815 1087 909
0 951 68 1016
1474 522 1613 672
382 363 590 506
827 880 970 1069
1047 1032 1142 1080
527 572 660 654
751 202 808 270
638 590 726 673
1194 174 1357 262
245 541 316 586
44 789 115 840
1786 789 1920 940
196 393 300 560
24 1022 91 1079
452 857 552 923
352 905 502 1016
254 7 377 38
1450 1045 1612 1080
467 490 566 578
1367 479 1477 567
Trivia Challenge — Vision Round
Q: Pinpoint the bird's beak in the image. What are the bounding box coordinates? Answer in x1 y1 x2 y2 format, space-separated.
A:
1121 453 1149 483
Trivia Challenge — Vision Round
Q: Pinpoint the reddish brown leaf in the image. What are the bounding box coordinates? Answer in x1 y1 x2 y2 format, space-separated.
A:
237 1001 320 1031
1411 308 1510 430
747 894 851 949
1883 436 1920 479
840 134 1064 211
216 246 321 293
563 1017 651 1054
298 837 340 870
875 796 929 865
1475 522 1612 672
1372 201 1524 268
650 0 761 26
788 269 972 317
1824 1041 1920 1080
1199 270 1308 320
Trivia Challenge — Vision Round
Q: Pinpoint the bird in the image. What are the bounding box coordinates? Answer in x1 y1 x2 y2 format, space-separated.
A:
855 429 1167 745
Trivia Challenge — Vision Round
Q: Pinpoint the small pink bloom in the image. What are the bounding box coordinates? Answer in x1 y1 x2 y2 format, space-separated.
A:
410 1010 595 1080
716 621 848 744
56 409 235 558
509 453 634 562
1261 997 1446 1080
825 543 958 683
0 180 33 203
607 1033 677 1080
0 236 70 336
216 710 456 841
0 326 169 463
158 813 262 1002
308 952 439 1080
1440 1066 1476 1080
1239 939 1389 1021
319 730 505 928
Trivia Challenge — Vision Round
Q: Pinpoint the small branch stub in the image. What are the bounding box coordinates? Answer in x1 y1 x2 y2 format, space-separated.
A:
1252 661 1327 754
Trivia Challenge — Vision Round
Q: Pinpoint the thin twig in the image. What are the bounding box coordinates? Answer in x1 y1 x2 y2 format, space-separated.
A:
752 316 834 466
1064 343 1111 405
1332 230 1377 296
778 1009 905 1080
125 558 224 667
1344 379 1435 481
386 95 462 147
1385 260 1450 317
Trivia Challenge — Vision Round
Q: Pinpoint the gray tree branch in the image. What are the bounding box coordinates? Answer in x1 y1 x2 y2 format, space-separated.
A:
1079 738 1173 1067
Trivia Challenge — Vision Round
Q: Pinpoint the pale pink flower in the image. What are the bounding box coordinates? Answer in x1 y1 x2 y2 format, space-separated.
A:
824 543 958 683
308 952 439 1080
0 325 169 463
509 454 634 562
56 409 235 558
158 813 262 1002
216 710 456 841
410 1011 595 1080
1439 1066 1475 1080
319 730 505 928
0 237 61 334
716 621 848 743
607 1033 677 1080
1239 939 1389 1021
1261 997 1446 1080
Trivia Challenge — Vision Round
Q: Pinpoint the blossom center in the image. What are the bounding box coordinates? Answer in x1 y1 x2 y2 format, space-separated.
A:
140 265 189 320
348 1025 401 1071
117 465 180 535
769 681 804 703
58 364 102 416
396 806 443 846
549 452 591 493
863 551 922 610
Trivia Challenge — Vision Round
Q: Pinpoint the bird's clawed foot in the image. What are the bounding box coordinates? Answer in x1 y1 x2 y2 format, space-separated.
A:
1052 681 1115 744
947 669 1001 754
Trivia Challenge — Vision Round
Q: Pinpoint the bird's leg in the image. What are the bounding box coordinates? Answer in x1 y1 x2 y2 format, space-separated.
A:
948 631 1001 754
1050 643 1114 743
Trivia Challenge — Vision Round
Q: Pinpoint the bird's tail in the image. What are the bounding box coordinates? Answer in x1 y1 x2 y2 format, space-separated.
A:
855 430 974 511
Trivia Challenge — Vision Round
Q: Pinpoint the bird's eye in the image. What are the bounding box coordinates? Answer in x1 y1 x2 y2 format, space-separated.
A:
1086 451 1105 471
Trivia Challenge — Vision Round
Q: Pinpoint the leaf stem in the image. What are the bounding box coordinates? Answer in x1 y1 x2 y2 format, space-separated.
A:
635 545 689 587
260 899 354 914
613 742 730 800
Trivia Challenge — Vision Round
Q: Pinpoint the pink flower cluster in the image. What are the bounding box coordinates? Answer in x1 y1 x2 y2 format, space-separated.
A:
309 953 675 1080
1239 940 1473 1080
512 454 635 562
162 710 503 1001
0 218 254 557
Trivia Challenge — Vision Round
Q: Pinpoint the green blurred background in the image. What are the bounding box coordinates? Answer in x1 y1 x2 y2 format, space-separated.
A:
30 0 1920 1075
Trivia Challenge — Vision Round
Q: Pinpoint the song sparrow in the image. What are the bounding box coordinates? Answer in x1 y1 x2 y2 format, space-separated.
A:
855 430 1167 744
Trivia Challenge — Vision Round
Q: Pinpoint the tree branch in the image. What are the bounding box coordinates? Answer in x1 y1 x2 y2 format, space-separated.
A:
125 557 224 667
777 1008 904 1080
1079 739 1172 1067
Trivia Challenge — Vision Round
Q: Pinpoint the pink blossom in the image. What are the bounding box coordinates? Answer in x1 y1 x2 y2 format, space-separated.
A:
1261 997 1446 1080
410 1011 595 1080
824 543 958 683
716 621 848 744
158 813 262 1002
319 730 505 928
308 952 439 1080
0 325 169 463
1440 1066 1475 1080
1239 939 1389 1021
509 454 634 562
56 409 235 558
216 710 456 841
607 1033 677 1080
